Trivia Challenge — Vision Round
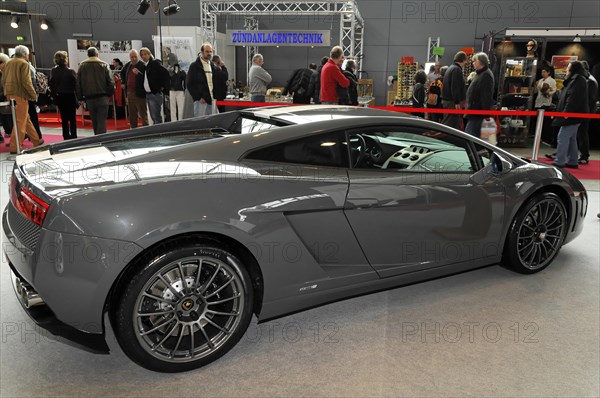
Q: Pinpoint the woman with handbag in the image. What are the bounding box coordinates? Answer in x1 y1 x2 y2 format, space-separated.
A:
49 51 78 140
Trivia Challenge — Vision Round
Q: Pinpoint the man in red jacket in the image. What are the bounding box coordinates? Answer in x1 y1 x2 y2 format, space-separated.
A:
320 46 349 104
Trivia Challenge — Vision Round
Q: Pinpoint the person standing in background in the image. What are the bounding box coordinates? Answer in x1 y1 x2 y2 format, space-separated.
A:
552 61 589 169
120 50 149 128
577 61 598 165
441 51 467 129
212 55 229 113
2 45 44 153
464 52 495 138
0 53 12 143
307 57 328 104
320 46 349 105
187 43 217 117
248 54 272 103
49 51 78 140
412 70 427 118
28 61 43 139
139 47 170 124
75 47 114 134
169 64 186 121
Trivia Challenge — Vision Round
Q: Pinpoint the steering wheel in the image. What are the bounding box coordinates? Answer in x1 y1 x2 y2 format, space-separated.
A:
350 134 367 168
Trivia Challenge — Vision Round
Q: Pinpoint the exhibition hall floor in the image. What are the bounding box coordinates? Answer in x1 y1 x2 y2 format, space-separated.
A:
1 129 598 397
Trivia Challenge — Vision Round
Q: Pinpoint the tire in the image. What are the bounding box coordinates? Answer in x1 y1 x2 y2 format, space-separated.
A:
504 192 567 274
114 240 254 372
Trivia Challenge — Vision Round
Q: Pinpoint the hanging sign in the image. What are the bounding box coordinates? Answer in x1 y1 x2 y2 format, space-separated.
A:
226 30 330 47
432 46 445 56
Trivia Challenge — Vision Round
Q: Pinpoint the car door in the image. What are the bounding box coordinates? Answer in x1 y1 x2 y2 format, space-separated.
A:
242 129 378 295
343 125 505 278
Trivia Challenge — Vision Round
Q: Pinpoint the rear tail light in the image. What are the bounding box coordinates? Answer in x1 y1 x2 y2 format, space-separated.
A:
10 174 50 226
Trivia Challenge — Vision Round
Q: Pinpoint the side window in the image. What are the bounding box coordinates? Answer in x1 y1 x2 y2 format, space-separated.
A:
244 131 350 168
348 127 476 173
474 143 493 167
241 118 278 134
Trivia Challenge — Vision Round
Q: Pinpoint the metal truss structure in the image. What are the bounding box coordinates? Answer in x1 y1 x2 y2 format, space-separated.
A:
427 37 441 62
199 0 365 70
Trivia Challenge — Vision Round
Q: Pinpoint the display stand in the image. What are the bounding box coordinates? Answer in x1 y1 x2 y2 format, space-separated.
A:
357 79 374 106
394 61 418 106
496 56 538 146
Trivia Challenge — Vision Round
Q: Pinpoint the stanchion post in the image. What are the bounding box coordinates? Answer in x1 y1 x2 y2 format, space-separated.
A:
531 108 545 161
10 99 20 155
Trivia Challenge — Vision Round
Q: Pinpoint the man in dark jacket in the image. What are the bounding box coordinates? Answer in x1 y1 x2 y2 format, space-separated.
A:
464 52 495 138
441 51 467 129
211 55 229 112
338 60 358 105
139 47 170 124
120 49 148 128
552 61 589 169
307 57 328 104
283 64 315 104
188 43 217 117
76 47 115 134
577 61 598 164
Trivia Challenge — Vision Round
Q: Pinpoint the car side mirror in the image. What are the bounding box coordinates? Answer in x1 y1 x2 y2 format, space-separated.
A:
490 152 513 175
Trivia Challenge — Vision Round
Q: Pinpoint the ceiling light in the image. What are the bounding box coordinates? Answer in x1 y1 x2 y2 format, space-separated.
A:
40 19 49 30
573 34 582 42
10 16 20 29
163 1 180 15
137 0 151 15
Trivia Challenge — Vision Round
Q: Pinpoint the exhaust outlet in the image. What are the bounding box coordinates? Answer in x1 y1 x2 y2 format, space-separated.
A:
13 274 45 308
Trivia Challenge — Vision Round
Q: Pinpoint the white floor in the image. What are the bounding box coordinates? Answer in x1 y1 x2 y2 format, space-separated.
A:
1 129 599 397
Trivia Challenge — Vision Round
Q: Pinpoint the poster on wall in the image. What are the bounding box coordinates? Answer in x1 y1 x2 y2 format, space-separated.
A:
152 36 195 71
67 39 143 71
551 55 578 90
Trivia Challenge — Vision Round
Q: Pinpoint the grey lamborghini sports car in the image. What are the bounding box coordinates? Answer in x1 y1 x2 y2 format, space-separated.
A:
3 106 587 372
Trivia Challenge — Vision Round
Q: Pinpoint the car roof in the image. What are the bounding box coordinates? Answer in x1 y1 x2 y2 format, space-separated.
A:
149 115 438 163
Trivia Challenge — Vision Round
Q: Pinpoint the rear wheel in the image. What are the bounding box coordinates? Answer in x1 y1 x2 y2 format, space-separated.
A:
504 192 567 274
114 241 253 372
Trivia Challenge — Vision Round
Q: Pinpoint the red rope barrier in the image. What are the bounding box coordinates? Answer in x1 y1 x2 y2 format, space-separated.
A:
215 100 600 120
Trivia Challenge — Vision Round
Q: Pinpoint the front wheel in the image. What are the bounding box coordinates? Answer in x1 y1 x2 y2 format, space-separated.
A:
114 241 254 372
504 192 567 274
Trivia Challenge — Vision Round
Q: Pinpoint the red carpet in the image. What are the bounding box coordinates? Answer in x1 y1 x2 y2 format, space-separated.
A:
1 134 65 154
38 114 130 131
533 158 600 180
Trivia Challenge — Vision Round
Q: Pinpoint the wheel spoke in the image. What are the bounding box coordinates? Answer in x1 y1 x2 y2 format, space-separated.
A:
542 202 551 224
521 244 536 266
193 260 204 290
206 310 240 317
140 315 176 336
519 240 534 253
159 275 183 299
204 317 231 334
529 245 539 266
137 309 175 318
198 323 215 350
199 264 221 295
170 324 186 357
521 223 536 232
142 292 176 305
177 262 187 293
152 321 179 351
204 278 234 299
189 324 196 357
207 293 241 306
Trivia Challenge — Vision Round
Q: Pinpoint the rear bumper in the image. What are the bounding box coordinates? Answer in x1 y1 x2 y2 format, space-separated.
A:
2 204 143 339
7 264 109 353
